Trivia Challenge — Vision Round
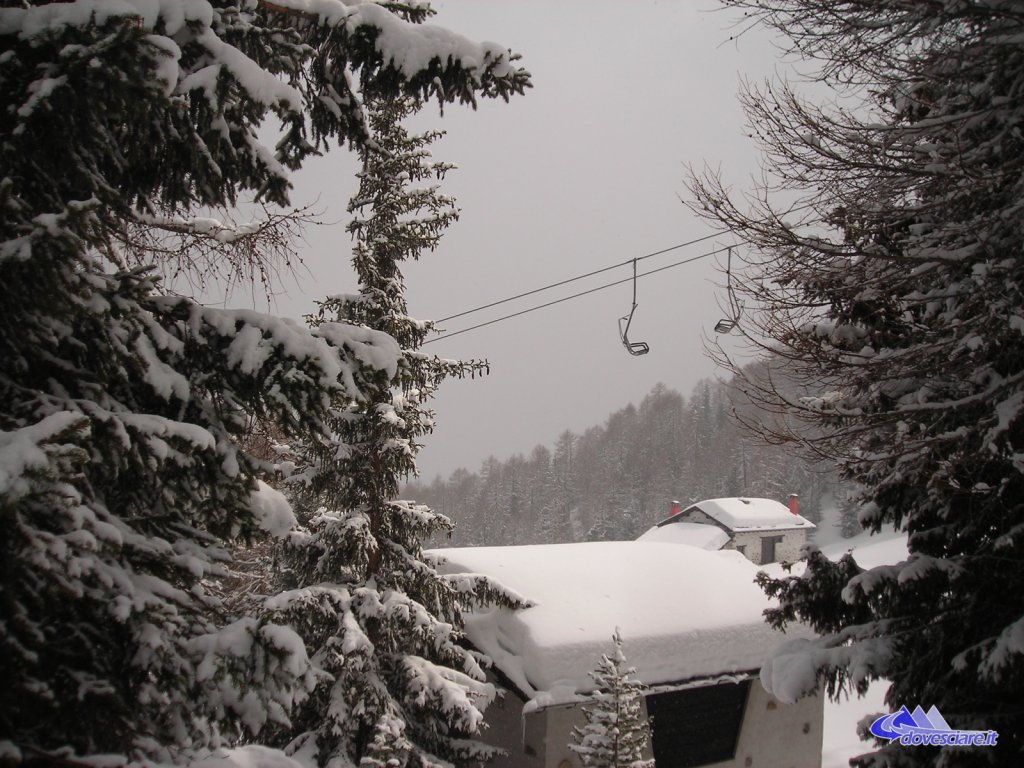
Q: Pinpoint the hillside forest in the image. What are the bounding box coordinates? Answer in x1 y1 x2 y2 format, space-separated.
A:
406 377 857 547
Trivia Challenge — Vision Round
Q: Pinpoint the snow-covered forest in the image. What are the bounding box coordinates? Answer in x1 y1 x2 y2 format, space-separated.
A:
406 379 851 547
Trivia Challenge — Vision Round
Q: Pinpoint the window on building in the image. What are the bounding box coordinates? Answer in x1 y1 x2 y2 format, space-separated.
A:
645 680 750 768
760 535 784 564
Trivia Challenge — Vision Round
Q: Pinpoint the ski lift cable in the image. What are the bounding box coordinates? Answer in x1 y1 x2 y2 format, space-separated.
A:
425 202 822 344
434 201 820 326
423 248 718 345
435 231 721 324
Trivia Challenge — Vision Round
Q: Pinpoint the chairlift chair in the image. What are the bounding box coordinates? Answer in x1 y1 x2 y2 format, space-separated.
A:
714 246 743 335
618 258 650 356
714 316 738 334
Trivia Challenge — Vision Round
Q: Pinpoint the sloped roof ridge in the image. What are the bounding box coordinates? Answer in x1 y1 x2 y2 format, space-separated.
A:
691 496 815 531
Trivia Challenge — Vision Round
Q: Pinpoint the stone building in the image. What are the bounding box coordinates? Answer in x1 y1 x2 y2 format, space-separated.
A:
640 497 815 565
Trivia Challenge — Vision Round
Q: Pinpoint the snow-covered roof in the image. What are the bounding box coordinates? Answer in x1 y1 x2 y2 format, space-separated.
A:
682 497 815 532
430 541 811 707
636 520 730 550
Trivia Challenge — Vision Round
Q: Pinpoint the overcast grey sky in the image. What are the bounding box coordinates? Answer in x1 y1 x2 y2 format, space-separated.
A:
247 0 792 479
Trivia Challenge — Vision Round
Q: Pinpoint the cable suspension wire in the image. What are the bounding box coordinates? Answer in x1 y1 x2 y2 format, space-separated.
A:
423 247 717 345
435 231 721 324
424 201 823 344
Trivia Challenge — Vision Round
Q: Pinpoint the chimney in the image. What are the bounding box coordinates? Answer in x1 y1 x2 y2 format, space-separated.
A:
670 500 682 517
787 494 799 516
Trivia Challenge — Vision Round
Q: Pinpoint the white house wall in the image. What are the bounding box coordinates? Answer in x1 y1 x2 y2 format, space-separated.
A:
723 682 823 768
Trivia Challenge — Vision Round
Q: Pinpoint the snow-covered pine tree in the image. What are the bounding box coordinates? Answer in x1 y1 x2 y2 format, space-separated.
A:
691 1 1024 765
0 2 527 764
269 95 526 767
571 630 654 768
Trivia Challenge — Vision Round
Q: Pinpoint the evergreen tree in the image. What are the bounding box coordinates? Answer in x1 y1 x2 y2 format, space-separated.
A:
0 2 527 764
692 1 1024 765
272 95 524 767
551 430 578 540
527 445 555 542
638 385 687 508
570 630 654 768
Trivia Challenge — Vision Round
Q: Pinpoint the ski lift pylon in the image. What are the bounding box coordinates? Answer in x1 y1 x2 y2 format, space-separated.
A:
618 258 650 356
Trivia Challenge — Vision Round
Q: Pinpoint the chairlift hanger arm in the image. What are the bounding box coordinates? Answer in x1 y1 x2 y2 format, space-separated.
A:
618 258 650 355
714 246 744 335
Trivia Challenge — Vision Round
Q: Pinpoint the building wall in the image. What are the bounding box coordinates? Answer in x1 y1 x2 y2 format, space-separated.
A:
728 528 809 565
678 508 810 565
481 677 823 768
481 682 543 768
723 682 823 768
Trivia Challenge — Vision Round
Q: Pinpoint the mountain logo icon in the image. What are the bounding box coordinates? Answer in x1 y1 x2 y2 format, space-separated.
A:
869 705 997 747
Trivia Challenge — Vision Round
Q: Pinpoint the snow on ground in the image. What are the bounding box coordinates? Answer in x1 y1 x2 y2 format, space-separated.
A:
821 679 888 768
820 529 909 569
431 540 813 705
814 530 906 766
190 745 307 768
760 528 909 582
635 520 730 549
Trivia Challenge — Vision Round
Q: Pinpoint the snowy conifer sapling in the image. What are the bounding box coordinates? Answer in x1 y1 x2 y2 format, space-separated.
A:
571 630 655 768
270 95 525 767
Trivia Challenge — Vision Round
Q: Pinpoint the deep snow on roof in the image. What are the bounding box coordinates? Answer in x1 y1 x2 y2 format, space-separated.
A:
687 497 815 531
636 520 730 550
430 540 810 704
